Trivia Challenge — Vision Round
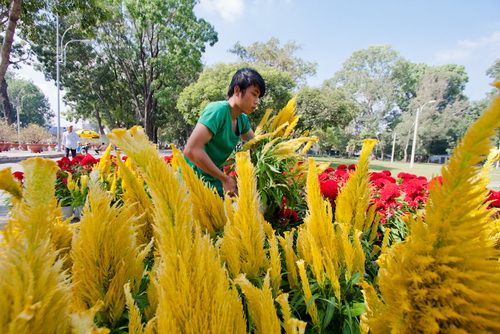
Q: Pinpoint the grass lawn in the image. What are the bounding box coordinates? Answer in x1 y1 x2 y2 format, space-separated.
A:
313 156 500 189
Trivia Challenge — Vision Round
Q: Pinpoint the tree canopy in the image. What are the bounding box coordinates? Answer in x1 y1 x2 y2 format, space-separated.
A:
229 37 317 86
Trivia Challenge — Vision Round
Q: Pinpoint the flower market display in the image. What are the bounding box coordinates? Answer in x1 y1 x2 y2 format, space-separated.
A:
0 84 499 333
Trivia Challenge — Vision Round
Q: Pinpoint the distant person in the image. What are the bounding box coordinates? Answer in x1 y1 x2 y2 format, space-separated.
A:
95 142 107 155
63 125 80 158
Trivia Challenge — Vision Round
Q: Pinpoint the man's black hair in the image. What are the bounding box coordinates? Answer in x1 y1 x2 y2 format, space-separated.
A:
227 68 266 98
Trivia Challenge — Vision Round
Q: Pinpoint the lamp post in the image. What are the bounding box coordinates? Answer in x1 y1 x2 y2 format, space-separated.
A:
410 100 436 168
15 92 33 145
55 19 90 152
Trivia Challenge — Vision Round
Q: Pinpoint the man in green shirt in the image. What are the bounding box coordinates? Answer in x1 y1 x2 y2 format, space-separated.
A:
184 68 266 197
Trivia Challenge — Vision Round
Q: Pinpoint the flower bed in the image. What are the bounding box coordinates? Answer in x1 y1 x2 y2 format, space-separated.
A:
0 89 499 333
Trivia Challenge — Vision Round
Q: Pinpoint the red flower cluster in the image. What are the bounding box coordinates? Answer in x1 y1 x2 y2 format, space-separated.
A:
488 190 500 208
163 155 173 164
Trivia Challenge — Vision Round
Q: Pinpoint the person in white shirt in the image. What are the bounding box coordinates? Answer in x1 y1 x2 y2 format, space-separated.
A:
63 125 80 158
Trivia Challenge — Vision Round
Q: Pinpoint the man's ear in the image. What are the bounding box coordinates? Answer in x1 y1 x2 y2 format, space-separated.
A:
233 85 241 96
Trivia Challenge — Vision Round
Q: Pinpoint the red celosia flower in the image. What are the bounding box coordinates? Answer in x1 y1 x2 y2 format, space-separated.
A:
347 164 356 171
337 164 347 170
488 190 500 208
320 179 340 201
80 155 98 166
163 155 173 163
12 171 24 181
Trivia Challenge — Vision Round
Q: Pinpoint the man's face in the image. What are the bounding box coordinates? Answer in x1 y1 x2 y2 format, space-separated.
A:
235 84 261 115
68 126 73 132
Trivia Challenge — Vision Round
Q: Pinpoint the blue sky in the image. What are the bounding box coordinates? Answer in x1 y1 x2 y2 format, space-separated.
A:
15 0 500 126
195 0 500 101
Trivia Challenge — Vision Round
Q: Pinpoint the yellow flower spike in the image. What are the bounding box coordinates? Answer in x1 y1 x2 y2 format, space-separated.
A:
96 143 113 176
234 272 281 334
66 172 75 191
254 108 274 136
296 260 320 326
170 144 227 234
219 151 268 279
479 147 500 189
335 138 377 232
270 95 297 132
278 231 300 289
0 168 23 200
80 174 89 190
276 293 292 332
71 170 152 327
268 233 282 296
380 227 391 254
298 158 337 288
362 82 500 333
288 318 307 334
109 173 117 198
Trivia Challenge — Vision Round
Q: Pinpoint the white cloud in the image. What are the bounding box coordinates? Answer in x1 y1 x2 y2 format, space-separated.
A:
434 30 500 63
198 0 244 23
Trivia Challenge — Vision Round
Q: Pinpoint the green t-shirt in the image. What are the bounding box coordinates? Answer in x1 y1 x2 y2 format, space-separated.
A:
187 101 250 195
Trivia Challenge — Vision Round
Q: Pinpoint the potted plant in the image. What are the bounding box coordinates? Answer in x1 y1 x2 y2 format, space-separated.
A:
0 118 16 151
20 124 53 153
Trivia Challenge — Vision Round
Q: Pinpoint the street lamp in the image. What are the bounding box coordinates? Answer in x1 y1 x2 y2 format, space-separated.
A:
410 99 436 168
15 92 34 145
55 17 90 151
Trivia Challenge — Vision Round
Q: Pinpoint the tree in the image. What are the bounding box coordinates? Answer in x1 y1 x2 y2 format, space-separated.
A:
29 0 218 142
324 45 404 139
0 75 52 127
392 65 469 161
486 59 500 81
0 0 112 122
98 0 217 141
296 86 358 131
177 62 295 126
229 37 317 86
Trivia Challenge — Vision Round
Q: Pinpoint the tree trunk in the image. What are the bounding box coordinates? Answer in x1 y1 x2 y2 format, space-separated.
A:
0 78 13 123
0 0 22 122
403 131 411 162
94 104 104 135
0 0 22 84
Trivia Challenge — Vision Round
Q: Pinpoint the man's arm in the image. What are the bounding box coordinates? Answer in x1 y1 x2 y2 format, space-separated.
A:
184 123 237 196
240 128 255 141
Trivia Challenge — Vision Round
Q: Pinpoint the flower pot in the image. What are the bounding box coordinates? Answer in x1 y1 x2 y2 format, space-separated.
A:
27 143 45 153
0 142 11 152
73 206 83 219
61 206 73 220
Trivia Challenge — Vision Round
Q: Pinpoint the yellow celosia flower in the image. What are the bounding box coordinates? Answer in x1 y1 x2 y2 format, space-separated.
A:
71 170 152 328
268 233 282 295
234 271 281 334
95 143 113 176
278 231 299 289
114 153 154 246
296 260 320 325
362 82 500 333
0 158 72 333
219 151 269 279
170 144 227 234
0 167 22 200
335 138 377 232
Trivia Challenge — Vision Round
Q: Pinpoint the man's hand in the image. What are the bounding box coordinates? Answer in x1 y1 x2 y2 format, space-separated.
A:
222 176 238 197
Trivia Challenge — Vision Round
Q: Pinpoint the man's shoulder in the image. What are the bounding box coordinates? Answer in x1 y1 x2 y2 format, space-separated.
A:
205 100 229 111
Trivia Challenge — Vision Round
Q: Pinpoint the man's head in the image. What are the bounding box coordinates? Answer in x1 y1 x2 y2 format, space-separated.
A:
68 125 73 132
228 68 266 98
